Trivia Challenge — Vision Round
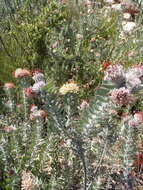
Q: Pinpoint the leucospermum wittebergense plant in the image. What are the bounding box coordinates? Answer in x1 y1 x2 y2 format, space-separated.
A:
4 82 16 112
1 63 143 189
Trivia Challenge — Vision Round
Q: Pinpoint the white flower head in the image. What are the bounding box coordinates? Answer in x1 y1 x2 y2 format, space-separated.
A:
104 0 114 4
32 73 45 83
32 81 46 93
123 13 131 20
111 4 122 11
122 21 136 32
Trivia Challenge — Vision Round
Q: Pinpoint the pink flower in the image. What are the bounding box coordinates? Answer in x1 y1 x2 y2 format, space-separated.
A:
109 109 118 115
30 109 47 120
128 119 138 127
32 81 46 93
104 65 125 86
38 110 47 118
32 73 45 83
134 112 143 124
4 82 15 89
17 104 23 108
110 87 135 106
51 40 60 49
30 113 35 120
3 126 16 132
24 87 35 97
30 104 38 112
32 68 42 75
13 68 31 78
79 100 89 110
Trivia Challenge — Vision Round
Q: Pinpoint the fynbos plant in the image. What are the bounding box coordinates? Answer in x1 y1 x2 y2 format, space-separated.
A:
0 64 143 190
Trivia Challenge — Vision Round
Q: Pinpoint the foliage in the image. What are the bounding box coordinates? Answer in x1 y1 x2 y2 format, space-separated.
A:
0 65 143 189
0 0 143 98
1 0 143 190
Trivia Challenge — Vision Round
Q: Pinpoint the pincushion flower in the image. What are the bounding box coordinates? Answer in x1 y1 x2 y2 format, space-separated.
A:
32 81 46 93
30 104 38 112
122 21 136 32
59 81 79 95
134 153 143 168
123 13 131 20
14 68 31 78
126 65 143 91
21 171 36 190
110 87 135 106
79 100 89 110
128 119 138 127
32 72 45 83
38 110 47 118
134 112 143 124
24 87 35 97
104 64 125 87
3 125 16 132
4 82 15 89
111 4 122 11
30 109 47 120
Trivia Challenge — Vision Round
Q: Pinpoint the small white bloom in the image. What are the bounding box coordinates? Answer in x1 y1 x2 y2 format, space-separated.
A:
76 34 83 39
111 4 122 11
32 73 45 83
32 81 46 93
123 13 131 20
122 21 136 32
104 0 114 4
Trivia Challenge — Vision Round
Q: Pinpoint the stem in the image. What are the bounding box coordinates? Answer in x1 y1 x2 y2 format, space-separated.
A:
87 128 108 190
23 89 28 119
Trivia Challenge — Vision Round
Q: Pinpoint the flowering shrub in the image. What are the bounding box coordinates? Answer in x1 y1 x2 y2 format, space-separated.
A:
1 0 143 190
0 63 143 189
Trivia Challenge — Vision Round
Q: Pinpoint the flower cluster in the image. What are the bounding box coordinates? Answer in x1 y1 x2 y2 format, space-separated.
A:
110 87 135 106
104 64 143 92
21 171 36 190
59 81 79 95
24 87 35 98
13 68 31 78
32 70 46 93
4 82 15 89
30 105 47 120
129 112 143 127
104 64 125 87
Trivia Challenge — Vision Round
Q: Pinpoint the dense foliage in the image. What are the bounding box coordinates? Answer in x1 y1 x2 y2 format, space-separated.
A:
0 0 143 190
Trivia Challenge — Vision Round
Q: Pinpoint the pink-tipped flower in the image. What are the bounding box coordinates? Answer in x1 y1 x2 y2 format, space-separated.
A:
128 119 139 127
4 82 15 89
30 113 35 120
79 100 89 110
32 81 46 93
32 69 45 82
30 109 47 120
17 104 23 108
32 73 45 83
13 68 31 78
38 110 47 118
104 64 125 86
134 112 143 124
32 68 42 75
110 87 135 106
24 87 35 97
109 109 118 115
3 125 16 132
30 104 38 112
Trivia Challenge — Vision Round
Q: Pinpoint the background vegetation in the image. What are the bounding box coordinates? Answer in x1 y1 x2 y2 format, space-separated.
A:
1 0 143 189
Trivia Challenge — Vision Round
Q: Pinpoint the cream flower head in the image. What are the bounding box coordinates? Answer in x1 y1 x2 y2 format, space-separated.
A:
59 81 79 95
